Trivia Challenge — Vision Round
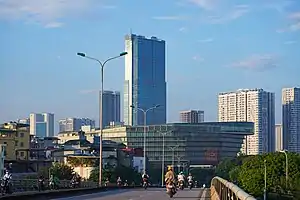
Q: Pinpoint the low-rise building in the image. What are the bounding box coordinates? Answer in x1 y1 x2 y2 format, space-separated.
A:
0 122 30 160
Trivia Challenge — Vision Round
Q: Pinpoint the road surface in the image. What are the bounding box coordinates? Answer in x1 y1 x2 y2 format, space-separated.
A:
51 188 211 200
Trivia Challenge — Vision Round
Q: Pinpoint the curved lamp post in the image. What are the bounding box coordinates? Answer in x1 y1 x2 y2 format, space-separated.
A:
130 104 160 174
77 51 127 186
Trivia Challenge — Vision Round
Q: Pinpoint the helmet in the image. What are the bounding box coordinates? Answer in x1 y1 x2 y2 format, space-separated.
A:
167 166 173 171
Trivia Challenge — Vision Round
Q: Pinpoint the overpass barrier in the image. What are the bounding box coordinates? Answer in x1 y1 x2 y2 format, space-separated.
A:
210 176 257 200
6 179 97 192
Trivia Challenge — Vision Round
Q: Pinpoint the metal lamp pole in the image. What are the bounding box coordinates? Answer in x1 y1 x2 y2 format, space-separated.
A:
159 130 172 187
280 150 289 189
77 51 127 186
169 145 179 169
130 105 160 174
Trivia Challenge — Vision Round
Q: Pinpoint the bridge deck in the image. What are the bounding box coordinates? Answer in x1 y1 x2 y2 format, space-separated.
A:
50 188 211 200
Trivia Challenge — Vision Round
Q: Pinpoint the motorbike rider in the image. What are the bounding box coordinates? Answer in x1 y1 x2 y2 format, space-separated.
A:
177 172 185 186
38 175 45 191
2 171 12 193
187 173 193 186
2 171 11 181
142 172 149 183
117 177 122 186
164 166 176 191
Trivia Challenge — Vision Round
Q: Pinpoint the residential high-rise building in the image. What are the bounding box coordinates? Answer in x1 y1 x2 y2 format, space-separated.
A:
30 113 54 137
180 110 204 123
58 118 95 132
99 90 121 128
124 34 167 126
282 87 300 153
275 124 283 152
218 89 275 155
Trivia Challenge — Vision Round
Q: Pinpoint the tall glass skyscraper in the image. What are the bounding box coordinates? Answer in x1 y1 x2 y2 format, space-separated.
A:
124 34 167 126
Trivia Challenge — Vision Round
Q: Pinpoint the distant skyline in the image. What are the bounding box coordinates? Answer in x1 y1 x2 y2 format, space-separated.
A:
1 0 300 129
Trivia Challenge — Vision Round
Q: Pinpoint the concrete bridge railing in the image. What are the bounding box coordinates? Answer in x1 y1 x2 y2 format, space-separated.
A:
210 176 257 200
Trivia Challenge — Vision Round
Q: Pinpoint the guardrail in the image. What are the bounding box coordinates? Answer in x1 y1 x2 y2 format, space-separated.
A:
210 176 257 200
8 179 97 192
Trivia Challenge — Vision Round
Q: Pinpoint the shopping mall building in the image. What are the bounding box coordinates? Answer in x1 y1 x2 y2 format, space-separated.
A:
100 122 254 168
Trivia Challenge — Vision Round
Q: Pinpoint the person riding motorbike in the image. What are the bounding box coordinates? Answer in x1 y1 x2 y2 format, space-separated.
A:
177 172 185 188
1 171 12 194
117 177 122 186
38 175 45 191
165 166 176 191
142 172 149 183
187 173 193 188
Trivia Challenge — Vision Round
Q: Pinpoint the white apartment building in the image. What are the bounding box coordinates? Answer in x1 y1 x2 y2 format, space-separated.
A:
218 88 275 155
30 113 54 137
282 87 300 153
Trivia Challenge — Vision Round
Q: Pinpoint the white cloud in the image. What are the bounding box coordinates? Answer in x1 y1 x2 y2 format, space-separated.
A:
192 55 204 62
187 0 218 10
284 40 297 45
179 27 188 32
45 22 64 28
152 16 187 21
79 89 98 94
206 6 250 24
264 1 293 14
230 54 278 71
290 22 300 31
198 38 214 43
289 12 300 20
0 0 111 28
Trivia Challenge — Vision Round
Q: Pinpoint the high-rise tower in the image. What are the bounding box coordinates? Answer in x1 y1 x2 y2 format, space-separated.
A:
282 87 300 153
218 89 275 155
124 34 167 126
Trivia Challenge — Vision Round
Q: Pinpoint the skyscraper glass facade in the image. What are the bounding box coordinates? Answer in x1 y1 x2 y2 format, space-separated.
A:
124 34 166 126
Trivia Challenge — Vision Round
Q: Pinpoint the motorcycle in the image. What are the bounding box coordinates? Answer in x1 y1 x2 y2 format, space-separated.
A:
37 178 45 191
166 182 176 198
70 179 79 188
143 178 148 190
188 180 193 190
1 179 13 195
117 181 122 187
178 180 184 190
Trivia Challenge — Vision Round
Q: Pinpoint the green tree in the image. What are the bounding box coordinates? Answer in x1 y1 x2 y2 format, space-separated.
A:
215 158 238 180
237 152 300 197
49 162 74 180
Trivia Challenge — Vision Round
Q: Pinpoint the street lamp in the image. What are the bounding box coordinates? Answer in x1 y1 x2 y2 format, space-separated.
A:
169 145 179 169
264 159 267 200
176 155 183 173
158 130 173 187
130 104 160 174
279 150 289 189
77 51 127 186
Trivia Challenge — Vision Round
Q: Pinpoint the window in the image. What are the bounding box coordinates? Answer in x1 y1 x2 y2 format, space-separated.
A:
15 141 18 146
20 132 24 137
20 142 24 147
20 152 24 157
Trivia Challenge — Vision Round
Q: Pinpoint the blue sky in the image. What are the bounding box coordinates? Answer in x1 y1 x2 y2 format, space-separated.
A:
0 0 299 131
